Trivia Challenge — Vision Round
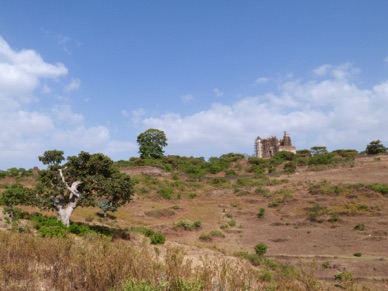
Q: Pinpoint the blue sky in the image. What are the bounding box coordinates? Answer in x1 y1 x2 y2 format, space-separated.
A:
1 1 388 169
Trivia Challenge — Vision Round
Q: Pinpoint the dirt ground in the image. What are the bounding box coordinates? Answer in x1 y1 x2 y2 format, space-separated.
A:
115 155 388 289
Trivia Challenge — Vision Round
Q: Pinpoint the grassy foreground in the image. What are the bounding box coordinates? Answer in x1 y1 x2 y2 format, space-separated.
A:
0 229 336 291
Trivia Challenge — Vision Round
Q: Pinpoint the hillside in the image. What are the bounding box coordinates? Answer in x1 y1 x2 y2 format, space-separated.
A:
1 153 388 290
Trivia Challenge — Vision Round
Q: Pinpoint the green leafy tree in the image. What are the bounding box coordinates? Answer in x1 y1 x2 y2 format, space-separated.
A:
35 151 134 226
0 183 33 219
137 128 168 158
365 140 387 155
38 150 65 166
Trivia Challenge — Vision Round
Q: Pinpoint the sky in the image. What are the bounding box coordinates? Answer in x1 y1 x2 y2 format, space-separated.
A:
1 1 388 170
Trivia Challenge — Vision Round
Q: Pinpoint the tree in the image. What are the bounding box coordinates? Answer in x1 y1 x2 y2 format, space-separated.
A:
38 150 65 166
365 140 387 155
35 151 134 226
310 146 328 156
137 128 168 159
97 199 117 220
0 183 33 219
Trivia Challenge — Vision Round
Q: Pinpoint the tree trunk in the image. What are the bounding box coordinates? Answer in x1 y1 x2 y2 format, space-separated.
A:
57 204 75 227
52 169 82 227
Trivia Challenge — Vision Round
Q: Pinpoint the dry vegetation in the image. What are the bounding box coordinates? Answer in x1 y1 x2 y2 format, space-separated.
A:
1 152 388 290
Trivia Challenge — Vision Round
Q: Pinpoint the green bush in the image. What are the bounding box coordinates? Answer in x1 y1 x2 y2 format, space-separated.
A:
150 232 165 244
254 243 268 256
199 233 212 241
353 252 362 257
334 271 353 282
255 187 272 197
268 201 280 208
228 219 236 227
354 223 365 231
69 223 92 235
158 187 173 199
305 201 328 222
174 220 201 231
257 208 266 219
284 161 297 173
211 177 228 185
2 206 30 220
327 213 340 222
32 215 68 238
225 169 237 176
370 183 388 195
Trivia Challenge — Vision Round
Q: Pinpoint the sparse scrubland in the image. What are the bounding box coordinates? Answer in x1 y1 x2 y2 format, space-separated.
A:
1 149 388 290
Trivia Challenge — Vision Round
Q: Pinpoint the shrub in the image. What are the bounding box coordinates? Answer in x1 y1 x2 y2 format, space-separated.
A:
228 219 236 227
188 193 197 199
2 206 30 220
254 243 268 256
211 177 227 185
371 183 388 195
69 222 92 236
284 161 297 174
334 271 353 282
257 208 266 219
327 213 340 222
354 223 365 231
353 252 362 257
174 220 201 231
255 187 272 197
305 202 328 222
209 230 225 238
199 233 212 241
225 169 237 176
150 233 166 244
158 187 173 199
268 201 280 208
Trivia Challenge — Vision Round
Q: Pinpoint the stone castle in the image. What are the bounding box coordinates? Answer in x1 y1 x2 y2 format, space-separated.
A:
255 131 296 158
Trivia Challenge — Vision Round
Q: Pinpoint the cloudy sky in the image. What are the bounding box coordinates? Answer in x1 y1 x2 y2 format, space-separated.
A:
1 1 388 170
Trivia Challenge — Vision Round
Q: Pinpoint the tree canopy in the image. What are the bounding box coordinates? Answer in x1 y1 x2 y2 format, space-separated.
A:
38 150 65 166
365 140 387 155
137 128 168 159
310 146 328 156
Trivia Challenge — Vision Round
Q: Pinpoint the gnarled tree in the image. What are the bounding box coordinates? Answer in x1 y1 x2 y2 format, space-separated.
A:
35 150 134 226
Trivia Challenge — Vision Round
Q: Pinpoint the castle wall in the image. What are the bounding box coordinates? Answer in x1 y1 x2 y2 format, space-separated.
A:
255 131 296 158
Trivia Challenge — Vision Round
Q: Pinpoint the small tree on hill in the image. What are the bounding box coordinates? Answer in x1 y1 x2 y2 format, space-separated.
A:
365 140 387 155
137 128 168 159
310 146 328 156
35 151 134 226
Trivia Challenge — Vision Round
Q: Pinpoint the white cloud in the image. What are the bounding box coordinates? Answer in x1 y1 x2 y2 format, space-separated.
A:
181 94 194 103
131 108 146 123
51 104 84 124
313 64 332 76
139 63 388 157
65 78 81 91
121 109 129 117
255 77 269 85
42 84 51 94
0 35 134 169
213 88 224 97
0 36 67 106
